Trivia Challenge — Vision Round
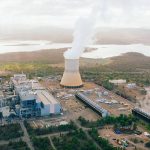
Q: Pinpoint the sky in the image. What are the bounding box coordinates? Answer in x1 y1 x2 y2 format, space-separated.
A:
0 0 150 31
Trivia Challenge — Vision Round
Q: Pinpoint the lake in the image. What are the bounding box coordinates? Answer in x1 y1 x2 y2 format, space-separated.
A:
0 40 150 58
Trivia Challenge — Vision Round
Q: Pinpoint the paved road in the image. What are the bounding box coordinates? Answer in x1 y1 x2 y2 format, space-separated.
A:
0 138 21 145
66 109 102 150
0 120 103 150
74 120 102 150
20 122 34 150
48 136 57 150
37 131 69 138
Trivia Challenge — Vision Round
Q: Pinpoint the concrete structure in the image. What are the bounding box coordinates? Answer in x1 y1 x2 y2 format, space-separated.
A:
132 108 150 123
13 74 27 81
36 90 61 116
19 91 37 118
0 91 4 99
11 74 27 86
30 80 45 90
126 83 136 89
76 92 109 117
18 90 62 118
60 59 83 88
11 74 29 93
11 74 62 118
109 79 126 85
15 83 31 94
12 77 44 94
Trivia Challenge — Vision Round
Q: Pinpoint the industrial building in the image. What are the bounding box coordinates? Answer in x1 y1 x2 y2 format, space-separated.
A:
109 79 127 85
13 74 27 82
11 74 62 118
36 90 62 116
60 59 83 88
126 83 136 89
18 90 62 118
132 108 150 123
18 91 38 118
75 92 109 117
11 74 45 94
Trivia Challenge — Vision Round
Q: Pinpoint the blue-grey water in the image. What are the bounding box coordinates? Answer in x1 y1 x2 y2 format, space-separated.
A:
0 40 150 58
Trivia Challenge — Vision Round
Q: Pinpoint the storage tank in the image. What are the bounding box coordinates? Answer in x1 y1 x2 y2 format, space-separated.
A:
60 59 83 88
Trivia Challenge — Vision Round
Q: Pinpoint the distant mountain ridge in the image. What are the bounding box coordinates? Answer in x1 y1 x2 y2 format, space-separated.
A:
0 49 65 64
109 52 150 71
0 49 149 72
2 27 150 45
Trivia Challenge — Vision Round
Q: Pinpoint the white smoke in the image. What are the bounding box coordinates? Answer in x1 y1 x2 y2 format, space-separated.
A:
64 0 149 59
139 87 150 114
64 1 101 59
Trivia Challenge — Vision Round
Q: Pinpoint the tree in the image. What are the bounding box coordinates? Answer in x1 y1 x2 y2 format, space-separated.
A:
133 123 137 131
145 141 150 148
0 112 3 124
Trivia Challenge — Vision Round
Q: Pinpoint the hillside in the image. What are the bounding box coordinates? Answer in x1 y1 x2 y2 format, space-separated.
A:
0 48 95 64
0 49 65 64
95 28 150 45
108 52 150 71
0 49 149 72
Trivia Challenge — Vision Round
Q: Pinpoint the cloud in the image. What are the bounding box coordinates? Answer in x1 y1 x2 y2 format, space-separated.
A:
0 0 150 30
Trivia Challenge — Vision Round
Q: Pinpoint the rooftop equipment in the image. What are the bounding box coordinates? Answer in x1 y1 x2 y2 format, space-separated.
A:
75 92 109 117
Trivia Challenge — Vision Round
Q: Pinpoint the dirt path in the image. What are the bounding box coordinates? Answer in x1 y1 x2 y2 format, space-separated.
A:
20 122 34 150
48 136 57 150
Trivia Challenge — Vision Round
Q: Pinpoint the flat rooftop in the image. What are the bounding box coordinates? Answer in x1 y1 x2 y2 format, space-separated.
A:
19 91 35 101
36 90 59 105
29 80 45 90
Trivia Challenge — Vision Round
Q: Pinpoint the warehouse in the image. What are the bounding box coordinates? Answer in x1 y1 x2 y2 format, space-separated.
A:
18 90 62 117
11 74 62 118
75 92 109 117
36 90 62 116
109 79 126 85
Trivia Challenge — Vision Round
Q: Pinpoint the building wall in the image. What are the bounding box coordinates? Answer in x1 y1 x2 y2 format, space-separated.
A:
50 104 55 114
54 104 61 114
65 59 79 72
60 59 83 87
20 99 36 108
41 103 61 116
41 104 50 116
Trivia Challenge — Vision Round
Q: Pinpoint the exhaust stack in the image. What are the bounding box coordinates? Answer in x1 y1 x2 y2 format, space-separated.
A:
60 59 83 88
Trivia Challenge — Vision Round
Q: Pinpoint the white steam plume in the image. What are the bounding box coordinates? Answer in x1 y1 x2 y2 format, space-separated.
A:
64 0 143 59
139 87 150 113
64 1 101 59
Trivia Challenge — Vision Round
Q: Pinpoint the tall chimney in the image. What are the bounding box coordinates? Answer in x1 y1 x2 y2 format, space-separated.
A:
60 59 83 88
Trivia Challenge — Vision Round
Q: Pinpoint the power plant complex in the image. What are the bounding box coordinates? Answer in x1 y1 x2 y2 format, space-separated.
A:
1 2 150 148
11 74 62 118
0 55 149 150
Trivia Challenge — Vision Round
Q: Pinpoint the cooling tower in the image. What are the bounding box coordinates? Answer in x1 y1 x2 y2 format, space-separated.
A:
60 59 83 88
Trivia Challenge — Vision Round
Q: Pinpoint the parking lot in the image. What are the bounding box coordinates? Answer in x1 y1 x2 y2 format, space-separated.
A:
99 126 150 150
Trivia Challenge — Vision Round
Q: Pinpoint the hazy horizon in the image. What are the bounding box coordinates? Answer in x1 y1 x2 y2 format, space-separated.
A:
1 0 150 55
1 0 150 37
0 41 149 59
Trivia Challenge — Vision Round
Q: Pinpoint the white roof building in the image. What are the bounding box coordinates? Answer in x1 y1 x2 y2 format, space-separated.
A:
126 83 136 89
11 74 62 117
109 79 127 85
36 90 61 116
